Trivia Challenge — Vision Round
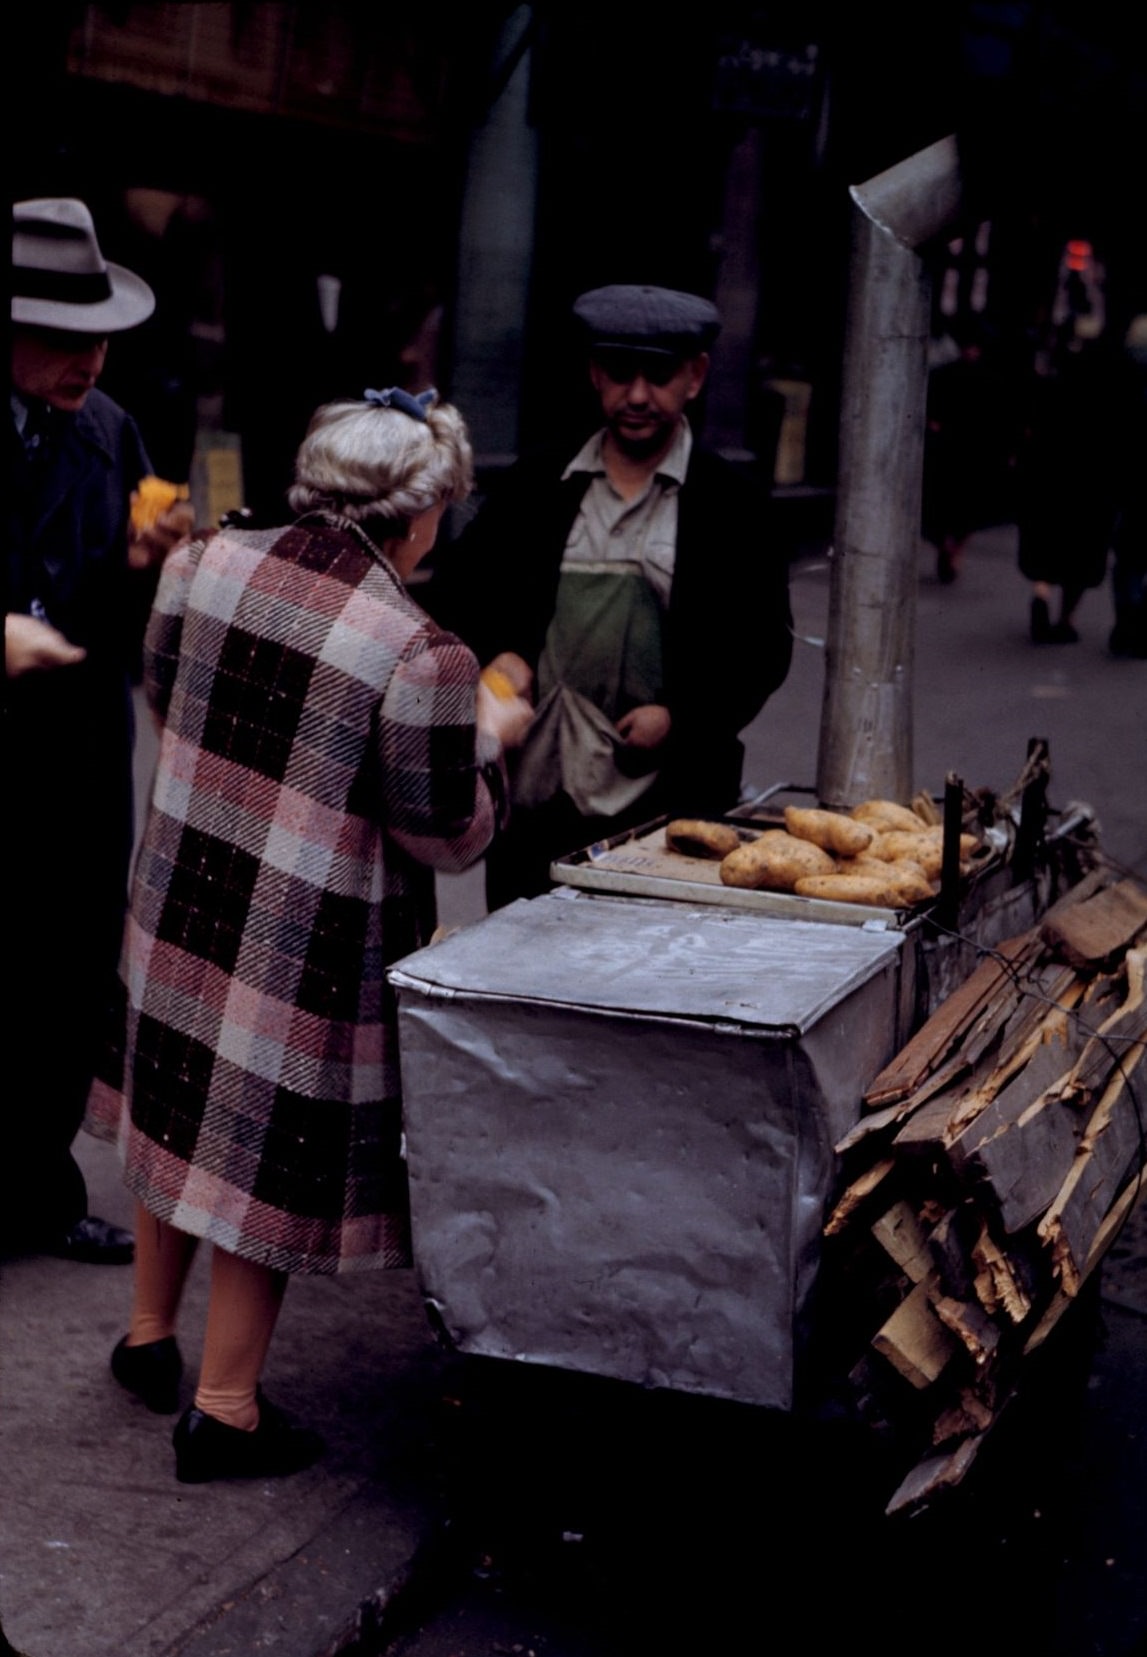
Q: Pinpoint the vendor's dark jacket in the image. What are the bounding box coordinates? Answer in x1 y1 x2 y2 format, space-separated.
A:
425 437 793 815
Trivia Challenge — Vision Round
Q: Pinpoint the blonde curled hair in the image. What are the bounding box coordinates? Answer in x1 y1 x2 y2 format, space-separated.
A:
287 393 473 535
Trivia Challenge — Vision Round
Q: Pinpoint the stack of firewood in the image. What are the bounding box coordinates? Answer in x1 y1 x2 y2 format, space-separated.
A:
817 868 1147 1515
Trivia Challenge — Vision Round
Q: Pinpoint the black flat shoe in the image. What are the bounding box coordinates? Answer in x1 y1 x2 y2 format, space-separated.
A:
1030 596 1053 642
51 1216 134 1265
172 1395 324 1484
111 1335 183 1414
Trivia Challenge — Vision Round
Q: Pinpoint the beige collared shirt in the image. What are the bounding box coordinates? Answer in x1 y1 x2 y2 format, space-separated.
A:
559 419 692 608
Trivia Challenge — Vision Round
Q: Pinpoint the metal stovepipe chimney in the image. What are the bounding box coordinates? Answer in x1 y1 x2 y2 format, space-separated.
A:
816 135 964 807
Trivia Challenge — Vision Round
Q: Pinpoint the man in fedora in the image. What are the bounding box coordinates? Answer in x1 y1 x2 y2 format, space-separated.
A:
7 197 193 1263
427 282 793 907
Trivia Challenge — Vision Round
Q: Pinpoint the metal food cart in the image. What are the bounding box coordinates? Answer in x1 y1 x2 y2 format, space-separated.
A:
387 134 1095 1418
389 773 1093 1410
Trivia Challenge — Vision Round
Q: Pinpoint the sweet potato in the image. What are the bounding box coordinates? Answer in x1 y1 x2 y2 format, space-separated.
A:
849 798 928 834
719 830 836 891
867 828 978 880
783 805 874 857
665 819 742 859
872 861 936 904
844 852 933 893
480 666 518 700
794 873 904 907
130 475 189 533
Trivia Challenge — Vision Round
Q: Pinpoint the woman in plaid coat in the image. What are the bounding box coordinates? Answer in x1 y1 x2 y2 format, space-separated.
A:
90 390 531 1482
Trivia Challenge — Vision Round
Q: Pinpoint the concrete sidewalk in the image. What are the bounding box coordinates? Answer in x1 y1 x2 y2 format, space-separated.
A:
0 1128 452 1657
2 522 1144 1657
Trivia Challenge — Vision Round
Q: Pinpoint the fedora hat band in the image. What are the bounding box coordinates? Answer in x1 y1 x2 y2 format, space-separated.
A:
12 262 113 309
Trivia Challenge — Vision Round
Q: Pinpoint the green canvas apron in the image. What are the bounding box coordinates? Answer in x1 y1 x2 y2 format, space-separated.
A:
512 560 665 818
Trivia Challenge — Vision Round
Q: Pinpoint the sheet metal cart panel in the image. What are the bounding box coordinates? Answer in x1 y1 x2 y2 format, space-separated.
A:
391 891 908 1410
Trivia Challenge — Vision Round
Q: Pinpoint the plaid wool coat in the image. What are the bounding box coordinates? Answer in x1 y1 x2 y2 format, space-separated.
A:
88 512 505 1274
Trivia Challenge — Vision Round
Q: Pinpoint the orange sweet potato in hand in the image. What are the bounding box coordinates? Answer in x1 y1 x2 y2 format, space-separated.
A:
130 475 190 533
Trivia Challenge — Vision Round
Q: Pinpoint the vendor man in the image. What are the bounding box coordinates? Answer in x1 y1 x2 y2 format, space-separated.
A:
428 282 793 908
6 197 193 1263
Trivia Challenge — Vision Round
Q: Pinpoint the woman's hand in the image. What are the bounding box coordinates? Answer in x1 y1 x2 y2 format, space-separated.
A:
476 680 534 750
484 650 534 699
128 500 196 571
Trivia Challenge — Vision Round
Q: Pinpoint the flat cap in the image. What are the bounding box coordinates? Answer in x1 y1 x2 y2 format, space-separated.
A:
572 284 721 354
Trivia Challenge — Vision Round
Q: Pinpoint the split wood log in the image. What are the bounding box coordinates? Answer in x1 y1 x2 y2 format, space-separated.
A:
934 1391 994 1444
1037 1047 1147 1293
863 933 1038 1108
928 1206 979 1301
844 1352 919 1441
1055 948 1146 1107
943 986 1087 1136
840 1049 978 1154
971 1223 1033 1322
956 963 1047 1075
887 1033 1019 1154
958 1081 1087 1235
952 965 1140 1232
932 1388 995 1445
881 1045 1009 1161
891 1088 971 1154
931 1291 1002 1367
867 869 1116 1115
885 1436 984 1516
870 1201 933 1281
1025 1173 1144 1354
886 978 1087 1161
820 872 1143 1518
871 1274 960 1388
835 1098 912 1155
1039 863 1123 914
944 1027 1080 1222
877 982 1125 1186
824 1157 896 1235
996 960 1086 1068
1039 877 1147 969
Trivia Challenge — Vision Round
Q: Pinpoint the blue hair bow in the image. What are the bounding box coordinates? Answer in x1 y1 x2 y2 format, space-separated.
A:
364 386 437 422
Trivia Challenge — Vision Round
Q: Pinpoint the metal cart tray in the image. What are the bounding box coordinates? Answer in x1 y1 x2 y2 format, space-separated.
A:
550 816 912 929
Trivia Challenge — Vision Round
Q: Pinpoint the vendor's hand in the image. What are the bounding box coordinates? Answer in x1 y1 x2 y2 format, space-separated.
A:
485 650 534 701
477 680 535 750
5 612 87 677
616 703 671 750
128 499 196 570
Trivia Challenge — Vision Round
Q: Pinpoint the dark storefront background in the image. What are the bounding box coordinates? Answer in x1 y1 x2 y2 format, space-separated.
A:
10 3 1147 528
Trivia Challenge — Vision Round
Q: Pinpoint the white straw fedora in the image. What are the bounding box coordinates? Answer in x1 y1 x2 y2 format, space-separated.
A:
12 197 155 333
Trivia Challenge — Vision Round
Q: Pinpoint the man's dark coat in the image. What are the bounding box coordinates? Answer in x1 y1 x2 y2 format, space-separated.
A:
427 439 794 816
6 387 151 1240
